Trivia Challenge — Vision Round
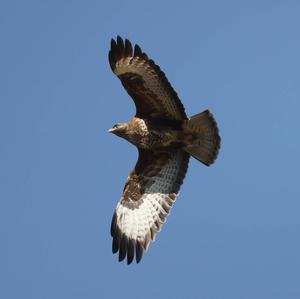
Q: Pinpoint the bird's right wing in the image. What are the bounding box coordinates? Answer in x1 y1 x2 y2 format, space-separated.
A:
108 36 187 120
111 149 189 264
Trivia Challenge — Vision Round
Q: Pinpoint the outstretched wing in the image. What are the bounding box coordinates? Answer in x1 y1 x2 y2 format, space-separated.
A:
111 149 189 264
108 36 187 120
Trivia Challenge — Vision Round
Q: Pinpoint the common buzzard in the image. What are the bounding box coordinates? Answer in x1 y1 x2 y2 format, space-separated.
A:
108 36 220 264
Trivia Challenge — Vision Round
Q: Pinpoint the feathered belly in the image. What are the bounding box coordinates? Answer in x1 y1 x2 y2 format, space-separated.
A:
139 130 181 149
127 117 184 150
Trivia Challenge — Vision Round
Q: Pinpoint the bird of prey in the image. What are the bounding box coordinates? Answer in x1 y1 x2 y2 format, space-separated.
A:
108 36 220 264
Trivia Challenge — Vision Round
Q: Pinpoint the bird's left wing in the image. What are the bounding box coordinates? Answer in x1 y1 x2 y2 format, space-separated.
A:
108 36 187 120
111 149 189 264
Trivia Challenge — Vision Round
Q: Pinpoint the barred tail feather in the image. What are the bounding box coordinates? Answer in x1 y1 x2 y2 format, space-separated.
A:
184 110 220 166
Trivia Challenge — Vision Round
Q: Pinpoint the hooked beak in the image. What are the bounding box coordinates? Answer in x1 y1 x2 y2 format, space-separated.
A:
108 123 126 135
108 127 115 133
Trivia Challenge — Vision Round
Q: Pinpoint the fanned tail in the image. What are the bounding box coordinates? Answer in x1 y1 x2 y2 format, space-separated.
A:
183 110 221 166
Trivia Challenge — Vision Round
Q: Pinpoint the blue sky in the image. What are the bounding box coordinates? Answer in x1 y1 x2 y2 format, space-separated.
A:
1 1 300 298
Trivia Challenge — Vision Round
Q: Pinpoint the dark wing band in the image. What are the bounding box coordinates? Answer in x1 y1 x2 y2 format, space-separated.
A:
109 36 187 120
110 149 189 264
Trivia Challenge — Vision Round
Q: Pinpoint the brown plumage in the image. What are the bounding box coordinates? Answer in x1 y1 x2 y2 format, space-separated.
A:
108 36 221 264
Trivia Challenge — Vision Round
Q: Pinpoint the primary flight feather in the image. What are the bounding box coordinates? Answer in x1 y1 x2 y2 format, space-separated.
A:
108 36 221 264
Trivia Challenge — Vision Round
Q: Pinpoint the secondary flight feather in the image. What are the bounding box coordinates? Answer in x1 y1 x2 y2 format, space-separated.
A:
108 36 221 264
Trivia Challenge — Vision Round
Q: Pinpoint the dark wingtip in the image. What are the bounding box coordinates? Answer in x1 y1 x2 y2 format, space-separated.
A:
108 51 114 71
116 36 124 49
109 38 118 71
110 211 117 237
110 38 117 51
134 44 142 57
112 234 145 265
127 239 135 265
116 36 124 59
109 36 136 71
135 241 144 263
111 212 121 254
118 235 127 262
111 228 145 264
112 237 119 254
124 38 133 57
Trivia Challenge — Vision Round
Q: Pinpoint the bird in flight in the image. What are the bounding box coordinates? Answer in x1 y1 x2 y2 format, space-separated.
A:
108 36 221 264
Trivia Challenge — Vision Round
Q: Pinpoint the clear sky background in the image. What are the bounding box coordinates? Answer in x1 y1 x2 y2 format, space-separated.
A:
1 1 300 298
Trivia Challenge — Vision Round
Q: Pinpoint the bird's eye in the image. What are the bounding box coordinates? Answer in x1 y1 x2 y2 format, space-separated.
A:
113 124 118 128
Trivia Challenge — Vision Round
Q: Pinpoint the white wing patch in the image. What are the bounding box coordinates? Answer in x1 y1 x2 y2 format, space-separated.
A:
111 150 189 264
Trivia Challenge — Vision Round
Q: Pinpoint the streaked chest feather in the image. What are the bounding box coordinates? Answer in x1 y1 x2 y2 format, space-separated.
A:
126 118 178 149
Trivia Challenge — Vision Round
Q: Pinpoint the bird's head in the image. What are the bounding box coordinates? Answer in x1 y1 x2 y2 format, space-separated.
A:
108 123 128 138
